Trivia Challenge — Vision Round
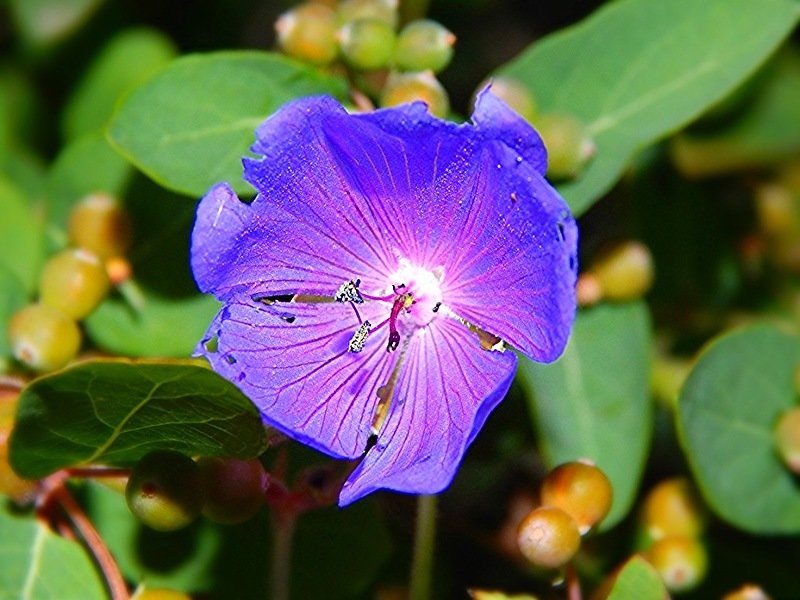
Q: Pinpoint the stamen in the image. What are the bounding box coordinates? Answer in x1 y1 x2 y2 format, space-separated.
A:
432 302 441 313
335 278 363 304
386 293 413 352
348 320 371 353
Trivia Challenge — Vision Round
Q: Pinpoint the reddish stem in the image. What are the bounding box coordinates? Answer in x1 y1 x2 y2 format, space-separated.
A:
51 484 130 600
566 562 582 600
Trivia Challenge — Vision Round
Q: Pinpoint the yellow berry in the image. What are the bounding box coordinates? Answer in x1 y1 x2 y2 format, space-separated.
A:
516 506 581 569
588 240 655 302
39 248 110 320
8 304 81 372
535 112 595 180
380 70 449 118
539 460 613 534
641 478 705 541
646 535 707 593
275 3 339 66
774 407 800 474
68 193 133 260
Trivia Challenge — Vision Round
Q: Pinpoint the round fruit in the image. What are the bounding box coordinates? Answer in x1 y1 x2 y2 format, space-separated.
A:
393 19 455 73
338 18 396 71
126 450 206 531
199 457 267 524
8 303 81 372
275 3 339 66
68 193 133 260
337 0 398 28
588 240 655 302
539 460 613 534
39 248 110 320
516 505 581 569
380 70 449 118
641 478 705 541
535 112 595 180
646 535 707 593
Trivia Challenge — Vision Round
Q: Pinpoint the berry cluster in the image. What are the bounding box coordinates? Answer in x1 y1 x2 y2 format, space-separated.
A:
275 0 454 117
6 193 132 373
515 460 613 571
639 477 708 593
125 450 268 531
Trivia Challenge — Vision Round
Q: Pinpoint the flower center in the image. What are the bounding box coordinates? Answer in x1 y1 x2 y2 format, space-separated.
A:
338 260 444 353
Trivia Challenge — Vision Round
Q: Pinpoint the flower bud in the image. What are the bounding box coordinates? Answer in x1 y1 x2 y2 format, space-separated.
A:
774 406 800 474
8 304 81 372
338 18 396 71
337 0 398 28
380 71 449 118
641 478 705 541
645 535 707 593
516 505 581 570
535 112 595 180
539 460 613 534
126 450 206 531
588 240 654 302
39 248 110 320
68 193 133 260
275 3 339 66
199 457 267 524
393 19 455 73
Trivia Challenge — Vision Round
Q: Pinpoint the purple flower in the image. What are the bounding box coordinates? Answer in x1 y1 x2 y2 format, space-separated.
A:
190 89 577 506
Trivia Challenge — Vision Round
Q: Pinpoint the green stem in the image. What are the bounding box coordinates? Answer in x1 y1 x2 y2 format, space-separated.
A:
270 514 296 600
409 494 438 600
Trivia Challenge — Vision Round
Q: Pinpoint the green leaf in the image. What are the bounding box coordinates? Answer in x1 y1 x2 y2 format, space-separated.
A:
0 175 45 294
517 302 652 529
107 51 348 197
0 267 27 369
84 291 221 358
46 130 133 231
9 0 105 46
670 49 800 178
676 323 800 533
63 28 178 141
499 0 800 215
0 509 106 600
606 555 668 600
9 359 268 479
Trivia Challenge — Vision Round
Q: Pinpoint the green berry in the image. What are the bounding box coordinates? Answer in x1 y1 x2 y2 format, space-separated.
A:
39 248 110 320
588 240 655 302
199 457 267 524
275 3 339 66
539 460 613 534
126 450 206 531
8 304 81 372
337 0 398 28
535 112 595 180
338 18 396 71
516 506 581 569
68 193 133 260
646 535 707 593
641 478 705 541
775 407 800 474
393 19 455 73
380 71 449 118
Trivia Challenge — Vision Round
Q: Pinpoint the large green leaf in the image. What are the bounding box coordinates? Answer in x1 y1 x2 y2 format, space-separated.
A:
676 324 800 533
517 302 652 529
606 555 668 600
63 27 177 141
499 0 800 215
0 510 106 600
0 176 45 294
9 359 268 479
107 51 348 197
670 49 800 177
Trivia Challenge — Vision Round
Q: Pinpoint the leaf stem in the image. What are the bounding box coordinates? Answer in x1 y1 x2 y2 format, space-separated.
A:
52 484 130 600
270 514 296 600
566 562 582 600
409 493 438 600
